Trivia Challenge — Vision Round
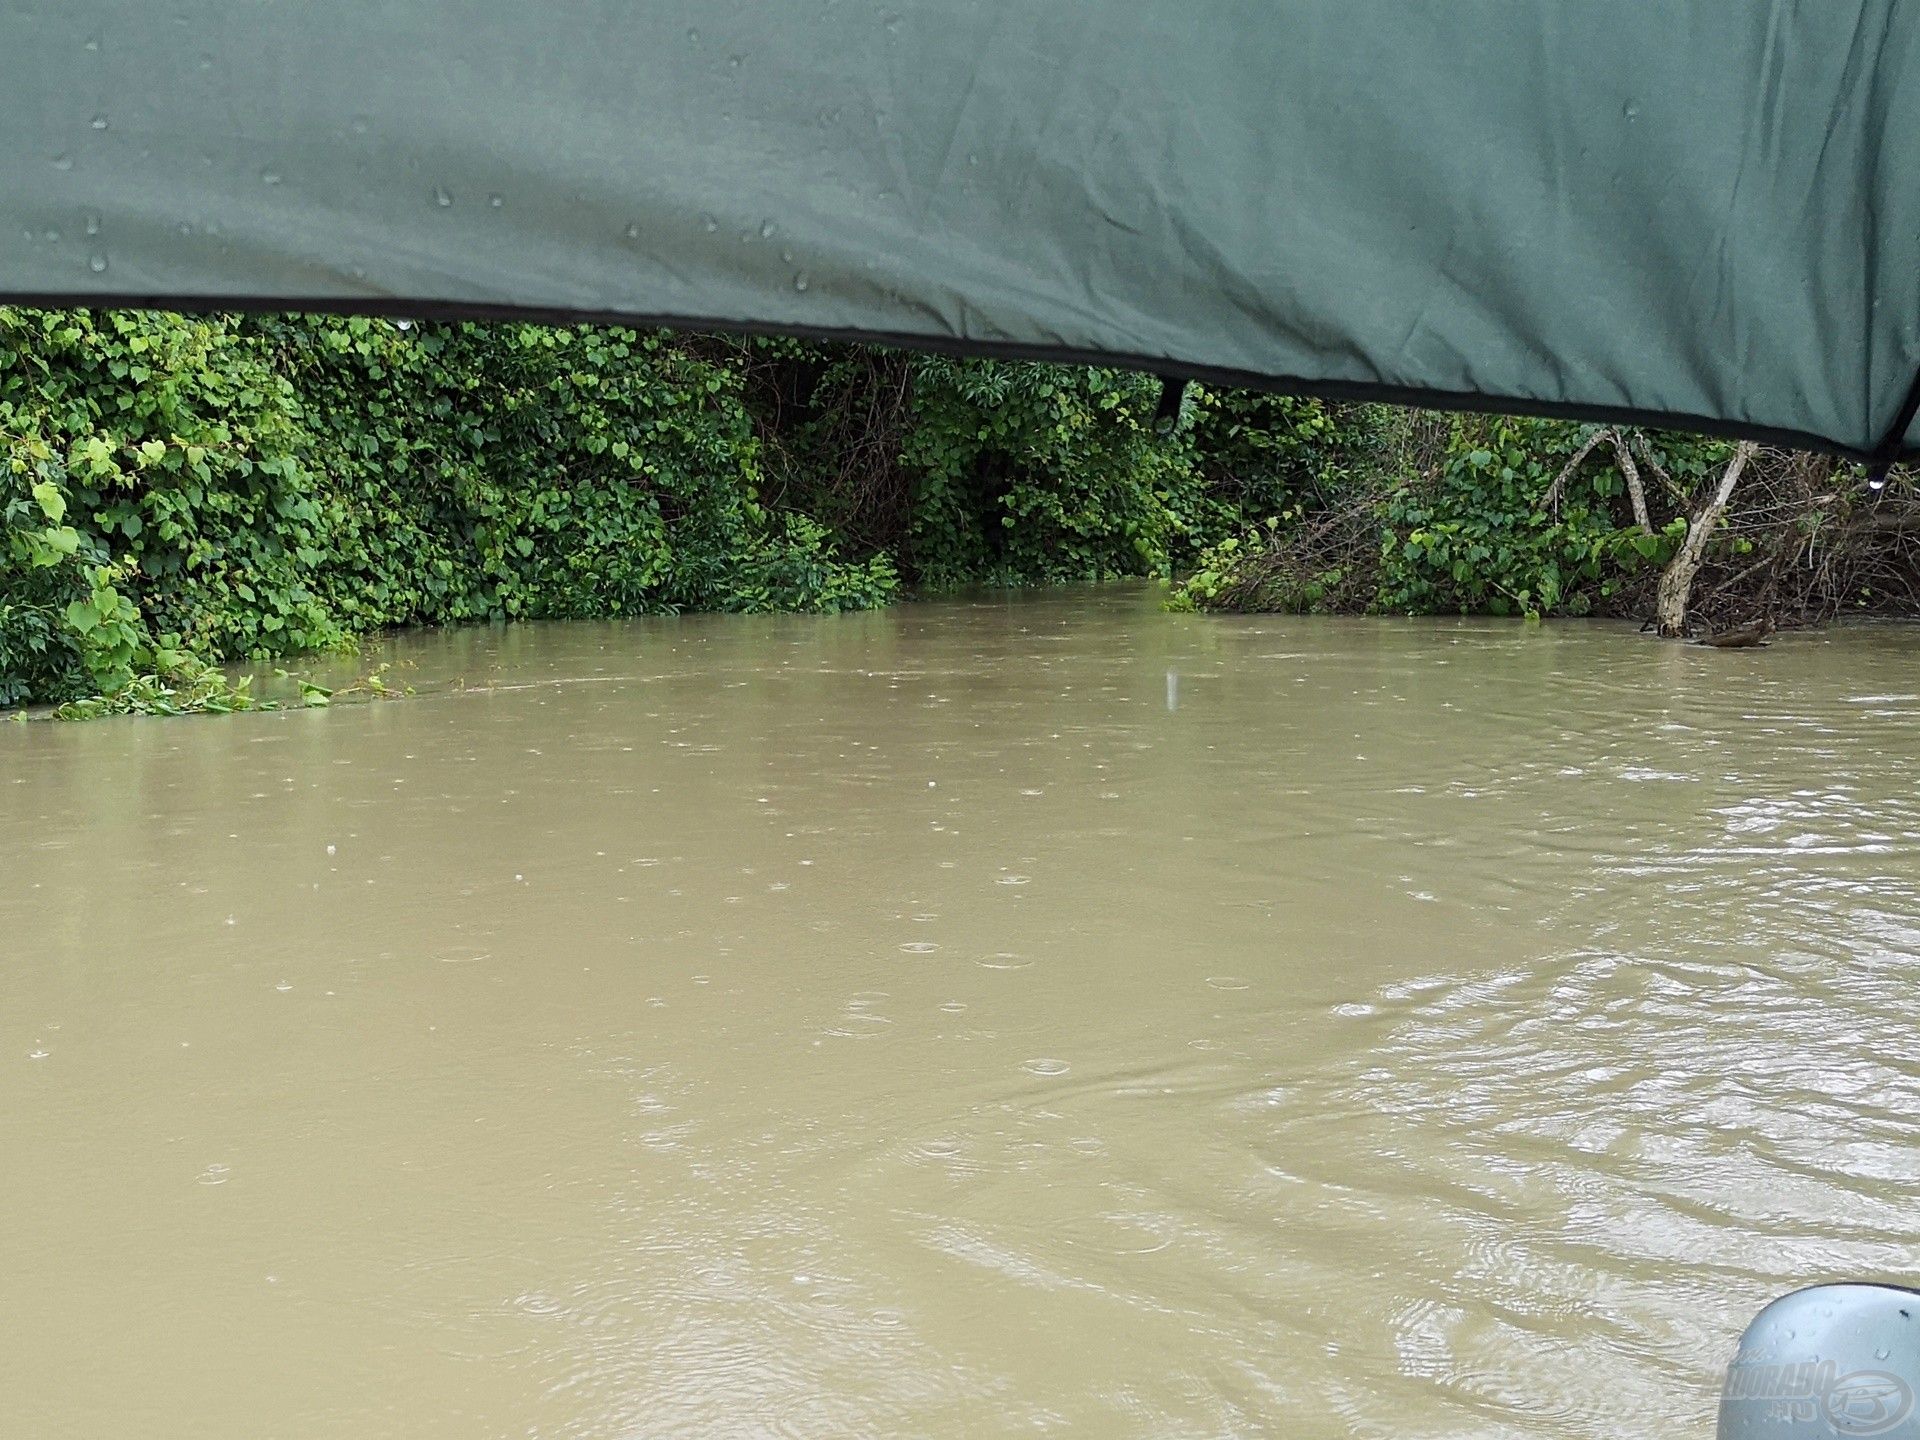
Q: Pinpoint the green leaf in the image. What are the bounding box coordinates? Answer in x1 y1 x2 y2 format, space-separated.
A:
31 481 65 522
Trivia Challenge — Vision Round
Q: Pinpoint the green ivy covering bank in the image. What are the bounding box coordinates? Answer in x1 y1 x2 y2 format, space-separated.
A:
0 310 1358 710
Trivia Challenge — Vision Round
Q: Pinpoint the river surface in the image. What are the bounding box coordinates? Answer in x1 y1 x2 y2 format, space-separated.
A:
4 586 1919 1439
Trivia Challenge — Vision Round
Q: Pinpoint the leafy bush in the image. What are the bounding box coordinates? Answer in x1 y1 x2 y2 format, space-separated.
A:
254 316 897 624
899 359 1183 586
1175 388 1373 552
1377 415 1692 617
1175 412 1730 618
1 305 1393 714
1 310 903 708
745 351 1365 590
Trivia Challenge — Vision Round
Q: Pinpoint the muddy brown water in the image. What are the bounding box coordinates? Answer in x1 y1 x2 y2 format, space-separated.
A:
5 586 1918 1438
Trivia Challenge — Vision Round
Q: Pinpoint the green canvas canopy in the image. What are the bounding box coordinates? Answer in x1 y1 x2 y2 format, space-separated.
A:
4 1 1917 462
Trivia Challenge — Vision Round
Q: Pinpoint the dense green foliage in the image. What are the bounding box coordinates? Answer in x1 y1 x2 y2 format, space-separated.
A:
1375 415 1718 618
1174 412 1759 619
8 307 1888 714
1 309 1352 710
0 312 892 708
743 346 1353 589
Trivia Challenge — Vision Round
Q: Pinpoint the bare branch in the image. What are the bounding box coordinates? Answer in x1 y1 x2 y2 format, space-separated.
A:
1543 427 1613 517
1608 431 1653 533
1629 431 1686 505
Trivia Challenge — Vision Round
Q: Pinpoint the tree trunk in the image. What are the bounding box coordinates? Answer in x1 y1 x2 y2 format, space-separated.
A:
1654 441 1757 637
1609 433 1653 533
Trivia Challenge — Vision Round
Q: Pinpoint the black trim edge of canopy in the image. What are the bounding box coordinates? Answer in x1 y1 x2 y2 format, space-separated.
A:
5 290 1917 466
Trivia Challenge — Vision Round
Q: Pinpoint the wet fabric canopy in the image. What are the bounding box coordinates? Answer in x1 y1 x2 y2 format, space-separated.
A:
4 1 1917 460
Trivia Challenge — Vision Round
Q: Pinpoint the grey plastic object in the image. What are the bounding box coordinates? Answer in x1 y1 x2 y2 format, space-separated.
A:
1719 1285 1920 1439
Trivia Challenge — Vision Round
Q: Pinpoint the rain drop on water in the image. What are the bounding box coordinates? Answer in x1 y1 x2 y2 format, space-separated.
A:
90 114 109 130
261 170 282 186
433 186 453 207
488 194 503 209
51 154 73 172
88 254 108 274
794 273 810 292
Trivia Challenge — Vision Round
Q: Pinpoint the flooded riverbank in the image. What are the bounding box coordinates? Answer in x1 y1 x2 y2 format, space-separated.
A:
5 587 1918 1437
